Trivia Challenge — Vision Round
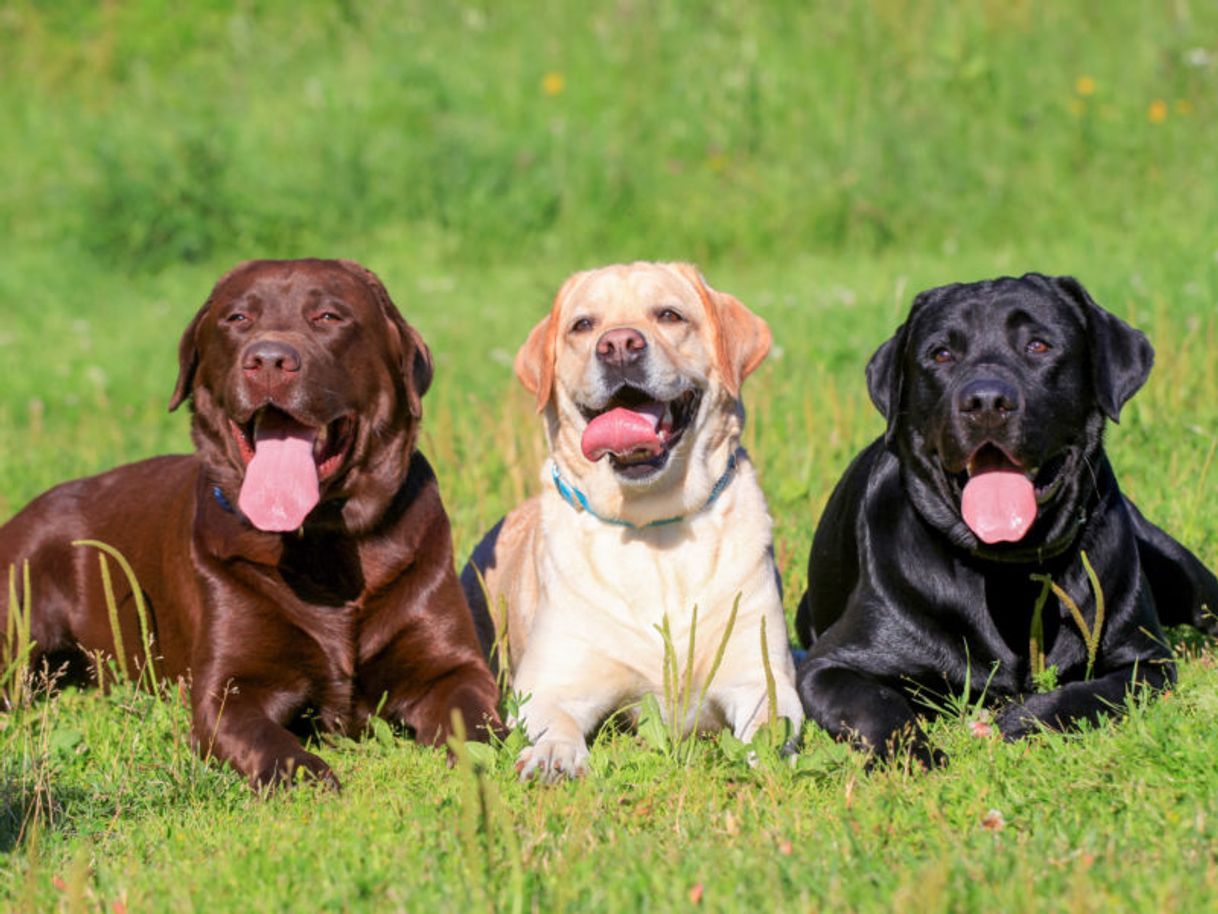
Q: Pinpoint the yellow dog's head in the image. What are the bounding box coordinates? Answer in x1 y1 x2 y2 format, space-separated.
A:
515 262 770 524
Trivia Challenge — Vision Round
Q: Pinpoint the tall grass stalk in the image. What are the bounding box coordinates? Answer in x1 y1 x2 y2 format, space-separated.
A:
3 561 35 708
72 539 158 692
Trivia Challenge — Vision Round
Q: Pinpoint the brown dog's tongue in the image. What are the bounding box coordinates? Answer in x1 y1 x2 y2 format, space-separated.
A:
581 404 665 462
238 412 320 532
961 471 1037 544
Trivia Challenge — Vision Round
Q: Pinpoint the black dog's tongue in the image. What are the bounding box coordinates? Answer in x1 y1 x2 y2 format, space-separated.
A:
961 450 1036 544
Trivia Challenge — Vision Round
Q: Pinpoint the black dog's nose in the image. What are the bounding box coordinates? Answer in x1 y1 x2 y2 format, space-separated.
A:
956 378 1021 424
596 327 647 367
242 339 302 374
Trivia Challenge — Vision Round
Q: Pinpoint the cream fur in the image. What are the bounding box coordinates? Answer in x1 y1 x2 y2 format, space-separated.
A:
477 262 803 781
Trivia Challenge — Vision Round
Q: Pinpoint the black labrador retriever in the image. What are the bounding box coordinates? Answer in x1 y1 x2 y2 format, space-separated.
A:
795 273 1218 763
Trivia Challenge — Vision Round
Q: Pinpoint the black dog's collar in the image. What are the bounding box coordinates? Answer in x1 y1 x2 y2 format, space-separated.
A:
968 506 1089 565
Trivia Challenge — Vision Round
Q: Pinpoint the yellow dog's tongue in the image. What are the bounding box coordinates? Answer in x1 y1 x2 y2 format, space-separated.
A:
961 471 1037 544
581 404 665 462
238 412 320 532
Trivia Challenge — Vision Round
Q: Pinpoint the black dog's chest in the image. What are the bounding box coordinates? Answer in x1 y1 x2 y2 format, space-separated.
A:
979 565 1063 689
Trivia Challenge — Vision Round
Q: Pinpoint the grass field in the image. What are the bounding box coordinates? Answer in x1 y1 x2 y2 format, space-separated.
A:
2 1 1218 911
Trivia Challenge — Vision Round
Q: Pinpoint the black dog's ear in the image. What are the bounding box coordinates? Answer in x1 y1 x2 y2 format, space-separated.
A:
866 290 932 443
865 326 905 438
1052 276 1154 422
168 301 210 412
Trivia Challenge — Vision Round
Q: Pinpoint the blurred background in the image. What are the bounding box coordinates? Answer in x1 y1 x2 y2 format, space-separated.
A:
2 0 1216 566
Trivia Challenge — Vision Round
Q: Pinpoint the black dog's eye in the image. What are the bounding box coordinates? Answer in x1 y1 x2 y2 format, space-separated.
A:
1026 339 1052 355
930 346 954 365
570 316 595 333
655 307 685 324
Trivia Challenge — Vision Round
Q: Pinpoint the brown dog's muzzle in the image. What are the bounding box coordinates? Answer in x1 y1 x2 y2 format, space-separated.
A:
241 338 303 402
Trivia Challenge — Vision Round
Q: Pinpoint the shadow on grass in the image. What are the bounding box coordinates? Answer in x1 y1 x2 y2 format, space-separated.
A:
0 777 90 854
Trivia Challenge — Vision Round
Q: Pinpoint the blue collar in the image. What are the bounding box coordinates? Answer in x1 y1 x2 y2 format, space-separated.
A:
213 485 235 514
549 451 739 529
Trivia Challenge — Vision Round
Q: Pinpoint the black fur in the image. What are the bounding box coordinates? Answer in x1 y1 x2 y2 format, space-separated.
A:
795 273 1218 764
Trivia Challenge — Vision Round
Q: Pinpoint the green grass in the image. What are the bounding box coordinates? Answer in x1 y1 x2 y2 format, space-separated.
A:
2 1 1218 910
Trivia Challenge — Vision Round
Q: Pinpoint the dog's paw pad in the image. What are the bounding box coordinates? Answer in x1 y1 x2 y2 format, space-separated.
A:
516 740 589 784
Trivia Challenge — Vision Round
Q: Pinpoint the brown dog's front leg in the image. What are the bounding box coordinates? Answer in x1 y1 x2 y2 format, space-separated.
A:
374 660 504 749
191 681 339 791
410 667 505 746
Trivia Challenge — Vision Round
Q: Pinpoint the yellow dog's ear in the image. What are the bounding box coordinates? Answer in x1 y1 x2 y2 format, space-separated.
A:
670 263 771 399
514 272 584 412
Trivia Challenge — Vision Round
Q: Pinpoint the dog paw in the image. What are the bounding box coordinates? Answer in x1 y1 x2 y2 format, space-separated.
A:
515 739 589 784
995 703 1044 741
251 752 340 793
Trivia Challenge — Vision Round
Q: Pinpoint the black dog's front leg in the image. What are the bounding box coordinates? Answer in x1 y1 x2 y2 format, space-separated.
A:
798 661 943 768
995 660 1176 740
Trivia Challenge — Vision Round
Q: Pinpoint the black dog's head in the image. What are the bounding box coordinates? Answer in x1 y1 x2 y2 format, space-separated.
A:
867 273 1153 556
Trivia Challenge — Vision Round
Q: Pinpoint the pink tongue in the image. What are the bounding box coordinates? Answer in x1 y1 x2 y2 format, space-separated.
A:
961 471 1037 544
580 404 665 462
238 413 320 532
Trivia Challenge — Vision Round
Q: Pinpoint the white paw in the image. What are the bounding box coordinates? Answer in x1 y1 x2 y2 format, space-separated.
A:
516 738 589 783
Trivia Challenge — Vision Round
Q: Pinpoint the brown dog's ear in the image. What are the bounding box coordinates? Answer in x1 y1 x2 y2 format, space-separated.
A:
170 260 261 412
339 259 434 419
168 302 210 412
402 325 434 419
671 263 770 399
1048 275 1154 423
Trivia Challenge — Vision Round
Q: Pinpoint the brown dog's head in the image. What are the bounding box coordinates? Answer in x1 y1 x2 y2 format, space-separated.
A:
170 259 433 534
514 262 770 523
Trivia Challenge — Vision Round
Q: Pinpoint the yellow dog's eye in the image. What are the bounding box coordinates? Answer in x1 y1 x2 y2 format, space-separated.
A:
570 317 595 333
655 308 685 323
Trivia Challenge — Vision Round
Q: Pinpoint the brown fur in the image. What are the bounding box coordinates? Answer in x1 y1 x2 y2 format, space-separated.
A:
0 259 501 789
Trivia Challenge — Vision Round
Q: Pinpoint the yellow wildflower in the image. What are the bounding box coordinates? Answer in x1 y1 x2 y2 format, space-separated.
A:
1075 75 1096 96
1148 99 1168 123
541 71 565 97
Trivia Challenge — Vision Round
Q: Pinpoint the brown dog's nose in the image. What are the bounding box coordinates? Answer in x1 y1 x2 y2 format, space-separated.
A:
596 328 647 367
956 378 1021 425
242 339 302 375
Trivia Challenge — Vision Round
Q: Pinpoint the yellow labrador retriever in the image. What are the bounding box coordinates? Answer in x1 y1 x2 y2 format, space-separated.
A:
462 262 803 780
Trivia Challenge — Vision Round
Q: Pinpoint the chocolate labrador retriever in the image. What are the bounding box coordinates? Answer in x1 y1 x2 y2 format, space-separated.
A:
796 273 1218 764
0 259 501 788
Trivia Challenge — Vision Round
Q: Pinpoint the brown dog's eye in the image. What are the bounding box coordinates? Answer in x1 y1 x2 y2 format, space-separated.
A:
224 312 249 325
313 311 345 324
571 317 595 333
1026 339 1051 355
655 308 685 323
